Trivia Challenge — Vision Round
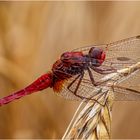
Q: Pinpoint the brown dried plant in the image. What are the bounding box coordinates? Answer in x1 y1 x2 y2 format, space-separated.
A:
62 89 114 139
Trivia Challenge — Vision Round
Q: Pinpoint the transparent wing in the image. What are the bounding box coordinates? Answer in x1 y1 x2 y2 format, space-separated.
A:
113 69 140 101
114 86 140 101
72 35 140 70
54 70 104 101
54 66 140 101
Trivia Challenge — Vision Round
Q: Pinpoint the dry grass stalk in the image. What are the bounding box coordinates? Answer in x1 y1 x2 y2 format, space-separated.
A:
62 62 140 139
62 89 114 139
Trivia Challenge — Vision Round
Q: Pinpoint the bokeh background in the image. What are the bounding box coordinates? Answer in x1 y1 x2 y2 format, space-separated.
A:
0 1 140 139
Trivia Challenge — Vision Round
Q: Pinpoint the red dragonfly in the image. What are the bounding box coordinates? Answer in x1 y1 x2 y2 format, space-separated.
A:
0 35 140 106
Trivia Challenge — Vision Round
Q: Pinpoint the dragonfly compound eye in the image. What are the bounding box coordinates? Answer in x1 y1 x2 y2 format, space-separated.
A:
89 47 105 60
89 47 106 66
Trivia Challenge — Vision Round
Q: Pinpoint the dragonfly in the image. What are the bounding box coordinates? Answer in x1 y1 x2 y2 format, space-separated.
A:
0 35 140 106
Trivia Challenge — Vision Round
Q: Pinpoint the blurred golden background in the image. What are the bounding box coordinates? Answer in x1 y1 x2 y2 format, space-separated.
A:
0 1 140 139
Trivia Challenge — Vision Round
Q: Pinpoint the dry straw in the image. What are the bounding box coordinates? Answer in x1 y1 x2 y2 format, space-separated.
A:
62 62 140 139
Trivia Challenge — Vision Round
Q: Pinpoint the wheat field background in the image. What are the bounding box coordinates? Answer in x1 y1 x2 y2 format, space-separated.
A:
0 1 140 139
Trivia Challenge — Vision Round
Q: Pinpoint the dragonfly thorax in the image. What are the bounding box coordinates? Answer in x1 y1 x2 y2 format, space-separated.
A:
52 59 84 80
52 48 106 81
60 51 85 64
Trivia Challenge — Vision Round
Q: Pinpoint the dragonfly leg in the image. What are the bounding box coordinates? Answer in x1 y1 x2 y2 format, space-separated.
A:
90 66 117 75
67 74 81 92
87 67 97 86
70 72 84 96
89 66 118 85
68 71 105 106
74 90 106 106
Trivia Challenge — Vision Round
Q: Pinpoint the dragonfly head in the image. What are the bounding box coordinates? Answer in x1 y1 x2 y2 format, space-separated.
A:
89 47 106 67
60 51 84 64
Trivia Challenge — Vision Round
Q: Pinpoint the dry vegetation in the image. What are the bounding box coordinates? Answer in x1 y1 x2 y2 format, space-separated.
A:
0 1 140 139
62 89 114 139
